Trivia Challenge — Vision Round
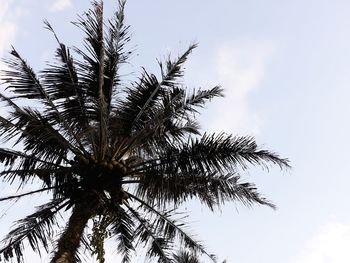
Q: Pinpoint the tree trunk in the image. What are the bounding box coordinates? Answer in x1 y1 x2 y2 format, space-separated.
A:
51 203 94 263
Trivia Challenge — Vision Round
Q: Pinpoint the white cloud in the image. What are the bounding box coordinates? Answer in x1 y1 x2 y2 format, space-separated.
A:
196 41 275 135
49 0 72 12
292 222 350 263
0 0 17 69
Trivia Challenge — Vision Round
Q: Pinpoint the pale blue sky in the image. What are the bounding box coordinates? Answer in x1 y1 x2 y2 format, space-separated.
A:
1 0 350 262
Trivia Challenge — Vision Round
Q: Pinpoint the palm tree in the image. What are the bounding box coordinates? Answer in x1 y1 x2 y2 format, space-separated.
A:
0 1 289 262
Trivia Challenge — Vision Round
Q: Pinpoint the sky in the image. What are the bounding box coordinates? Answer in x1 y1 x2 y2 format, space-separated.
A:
1 0 350 262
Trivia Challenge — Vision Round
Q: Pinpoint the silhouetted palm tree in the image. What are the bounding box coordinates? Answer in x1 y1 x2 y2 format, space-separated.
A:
0 1 289 262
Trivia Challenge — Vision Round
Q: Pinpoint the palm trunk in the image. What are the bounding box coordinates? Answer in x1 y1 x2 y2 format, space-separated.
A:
51 203 94 263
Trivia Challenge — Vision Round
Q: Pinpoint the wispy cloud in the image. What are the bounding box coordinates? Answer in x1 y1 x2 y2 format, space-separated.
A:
292 221 350 263
195 41 275 135
49 0 72 12
0 0 17 68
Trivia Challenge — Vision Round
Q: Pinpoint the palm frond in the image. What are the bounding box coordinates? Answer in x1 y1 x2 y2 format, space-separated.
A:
132 44 197 127
128 193 217 262
104 0 130 110
108 205 135 263
126 204 172 263
112 86 224 160
159 43 197 87
114 44 197 142
0 148 69 188
72 1 103 101
0 92 86 158
0 199 68 263
0 187 55 202
2 47 46 101
114 70 161 136
172 250 201 263
141 133 290 175
43 21 90 133
132 86 224 150
0 148 63 169
136 170 276 210
11 108 76 158
1 47 89 156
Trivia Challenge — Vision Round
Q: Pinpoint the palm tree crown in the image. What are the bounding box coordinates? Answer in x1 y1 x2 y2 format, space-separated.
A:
0 1 289 262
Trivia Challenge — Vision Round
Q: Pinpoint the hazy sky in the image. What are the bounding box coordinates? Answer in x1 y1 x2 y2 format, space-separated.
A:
1 0 350 262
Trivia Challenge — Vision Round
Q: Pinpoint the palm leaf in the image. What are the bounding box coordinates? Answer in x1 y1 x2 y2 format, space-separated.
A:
128 193 217 262
150 133 289 174
104 0 130 110
2 47 46 101
135 170 275 210
172 250 201 263
126 204 172 263
0 187 56 202
109 205 135 263
0 199 68 262
43 21 90 134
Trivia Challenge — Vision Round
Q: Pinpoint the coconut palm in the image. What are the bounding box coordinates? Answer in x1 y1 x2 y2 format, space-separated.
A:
0 1 289 262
